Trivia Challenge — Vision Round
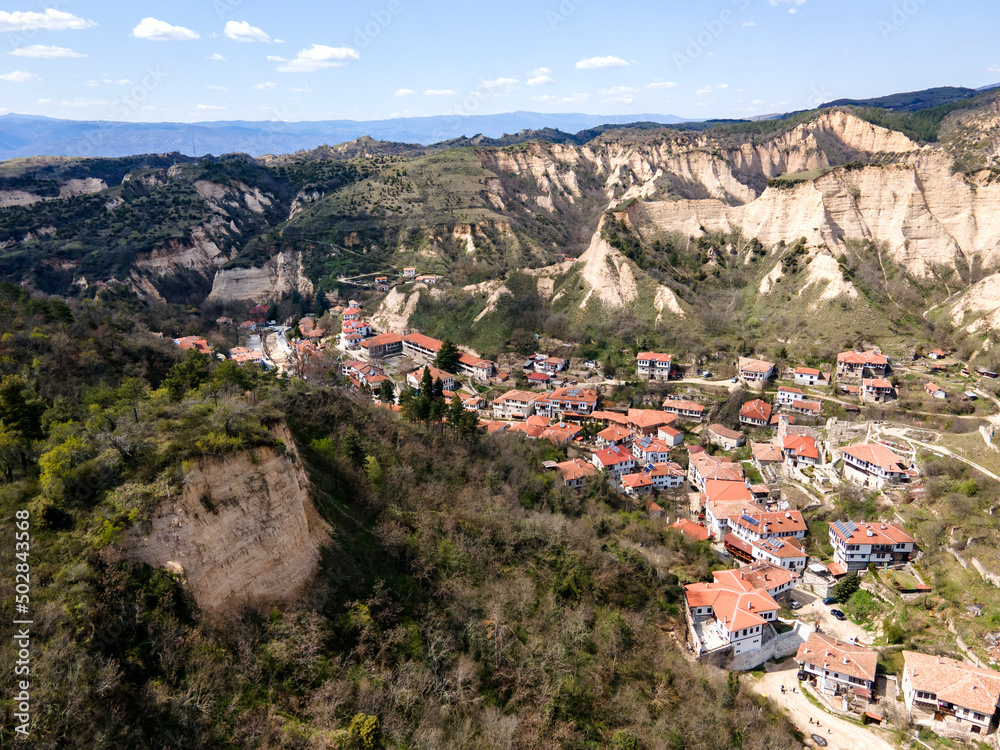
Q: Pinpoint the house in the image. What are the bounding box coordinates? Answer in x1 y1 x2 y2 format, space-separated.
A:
738 357 775 385
707 423 746 451
415 274 440 285
657 424 685 447
797 633 877 700
776 386 806 407
646 500 664 518
407 366 457 392
627 408 677 436
861 378 894 403
703 480 758 538
672 518 711 541
374 276 389 290
828 520 915 572
783 434 821 467
591 446 637 477
787 400 822 418
751 442 784 470
461 394 486 411
620 472 655 496
631 436 673 464
402 332 443 361
976 366 1000 379
342 320 372 338
535 356 569 375
527 371 550 386
402 267 417 277
840 443 913 488
534 386 598 419
555 458 597 488
684 574 779 658
739 399 772 428
175 336 212 355
730 510 807 544
689 452 744 491
662 398 706 422
793 366 824 386
362 333 404 359
240 320 257 332
902 651 1000 737
637 352 674 381
836 349 888 379
457 353 496 381
751 536 809 572
925 382 947 399
216 316 233 326
342 306 361 321
541 422 581 445
645 461 686 490
717 562 798 600
927 349 946 360
492 390 538 420
597 425 634 448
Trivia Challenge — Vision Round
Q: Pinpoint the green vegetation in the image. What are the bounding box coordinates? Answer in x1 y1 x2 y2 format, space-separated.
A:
0 285 801 749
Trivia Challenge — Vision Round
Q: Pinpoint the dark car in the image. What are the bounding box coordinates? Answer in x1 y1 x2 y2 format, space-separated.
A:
830 609 847 621
788 599 802 610
822 597 837 605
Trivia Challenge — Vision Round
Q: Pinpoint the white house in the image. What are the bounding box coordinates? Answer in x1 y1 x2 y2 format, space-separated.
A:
903 651 1000 737
828 520 915 572
776 387 806 407
637 352 673 381
797 633 877 700
793 367 824 386
738 357 775 385
840 443 913 488
492 390 538 420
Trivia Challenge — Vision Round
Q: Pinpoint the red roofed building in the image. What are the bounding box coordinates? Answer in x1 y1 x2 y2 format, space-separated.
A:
407 366 457 392
797 633 877 700
902 651 1000 737
597 425 634 448
750 536 808 572
840 442 913 488
787 399 822 418
751 442 784 470
672 517 711 541
662 397 706 422
731 510 807 544
555 458 597 488
829 520 915 571
684 574 780 658
627 408 676 436
924 382 947 399
738 357 775 385
402 332 443 359
175 336 212 355
783 434 821 466
793 366 824 386
776 386 805 407
631 435 673 464
541 421 582 445
707 423 746 451
657 424 684 447
342 306 361 321
362 332 404 359
534 386 598 419
837 349 888 379
591 446 637 477
637 352 673 381
457 352 495 381
492 390 538 420
689 452 744 491
739 399 772 428
620 472 654 496
861 377 894 403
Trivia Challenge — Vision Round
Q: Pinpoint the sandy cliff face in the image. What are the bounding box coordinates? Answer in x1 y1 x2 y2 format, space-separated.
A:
207 250 314 303
125 425 330 612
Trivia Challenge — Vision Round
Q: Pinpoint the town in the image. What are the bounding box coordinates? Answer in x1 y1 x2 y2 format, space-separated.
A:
174 283 1000 749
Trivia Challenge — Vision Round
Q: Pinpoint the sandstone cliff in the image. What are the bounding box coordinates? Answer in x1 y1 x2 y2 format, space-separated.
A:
207 250 314 303
125 425 330 612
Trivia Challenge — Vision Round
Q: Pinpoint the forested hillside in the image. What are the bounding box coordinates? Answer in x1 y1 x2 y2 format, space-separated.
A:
0 287 801 749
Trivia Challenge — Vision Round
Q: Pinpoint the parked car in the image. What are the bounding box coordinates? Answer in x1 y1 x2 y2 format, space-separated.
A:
731 376 739 383
822 597 837 605
830 609 847 621
788 599 802 610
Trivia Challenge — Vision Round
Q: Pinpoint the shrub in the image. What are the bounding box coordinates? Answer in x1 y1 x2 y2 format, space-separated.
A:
611 729 642 750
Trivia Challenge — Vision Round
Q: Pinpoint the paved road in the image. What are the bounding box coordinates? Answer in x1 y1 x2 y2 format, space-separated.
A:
788 590 872 645
875 425 1000 482
751 659 897 750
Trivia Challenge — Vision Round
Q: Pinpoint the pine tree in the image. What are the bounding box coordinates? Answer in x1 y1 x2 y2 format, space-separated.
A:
434 338 461 374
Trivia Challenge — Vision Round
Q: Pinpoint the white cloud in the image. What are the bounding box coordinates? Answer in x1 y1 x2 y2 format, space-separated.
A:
424 89 456 96
85 79 99 87
277 44 359 72
224 20 272 43
266 55 287 62
291 86 311 93
60 97 108 107
254 81 278 90
696 83 729 95
394 88 415 96
482 77 519 89
599 86 639 96
990 65 1000 74
131 18 200 41
9 45 86 59
527 75 553 86
208 53 225 61
0 70 38 83
102 78 131 85
0 9 95 32
769 0 805 4
743 21 757 26
531 67 552 76
207 84 229 90
533 93 589 104
36 98 51 103
575 55 630 70
646 81 677 89
196 104 225 111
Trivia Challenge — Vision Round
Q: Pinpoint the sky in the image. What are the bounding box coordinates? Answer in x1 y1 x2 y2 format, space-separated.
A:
0 0 998 124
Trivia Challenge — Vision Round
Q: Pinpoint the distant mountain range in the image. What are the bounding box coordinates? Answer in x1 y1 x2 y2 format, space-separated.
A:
0 111 696 160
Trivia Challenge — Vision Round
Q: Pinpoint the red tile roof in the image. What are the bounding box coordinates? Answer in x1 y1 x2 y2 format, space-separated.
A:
840 443 909 473
797 633 877 684
740 399 772 422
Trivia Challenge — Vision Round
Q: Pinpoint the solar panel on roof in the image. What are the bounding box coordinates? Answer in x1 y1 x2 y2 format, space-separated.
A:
644 463 655 473
741 515 760 526
833 520 858 538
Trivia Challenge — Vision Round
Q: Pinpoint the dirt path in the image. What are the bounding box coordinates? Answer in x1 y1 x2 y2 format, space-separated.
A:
751 659 897 750
875 425 1000 482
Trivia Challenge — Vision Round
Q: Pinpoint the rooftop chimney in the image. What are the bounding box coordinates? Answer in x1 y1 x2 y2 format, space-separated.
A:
866 528 874 537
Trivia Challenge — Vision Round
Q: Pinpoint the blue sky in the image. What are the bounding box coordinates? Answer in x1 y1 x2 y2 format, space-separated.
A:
0 0 997 123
